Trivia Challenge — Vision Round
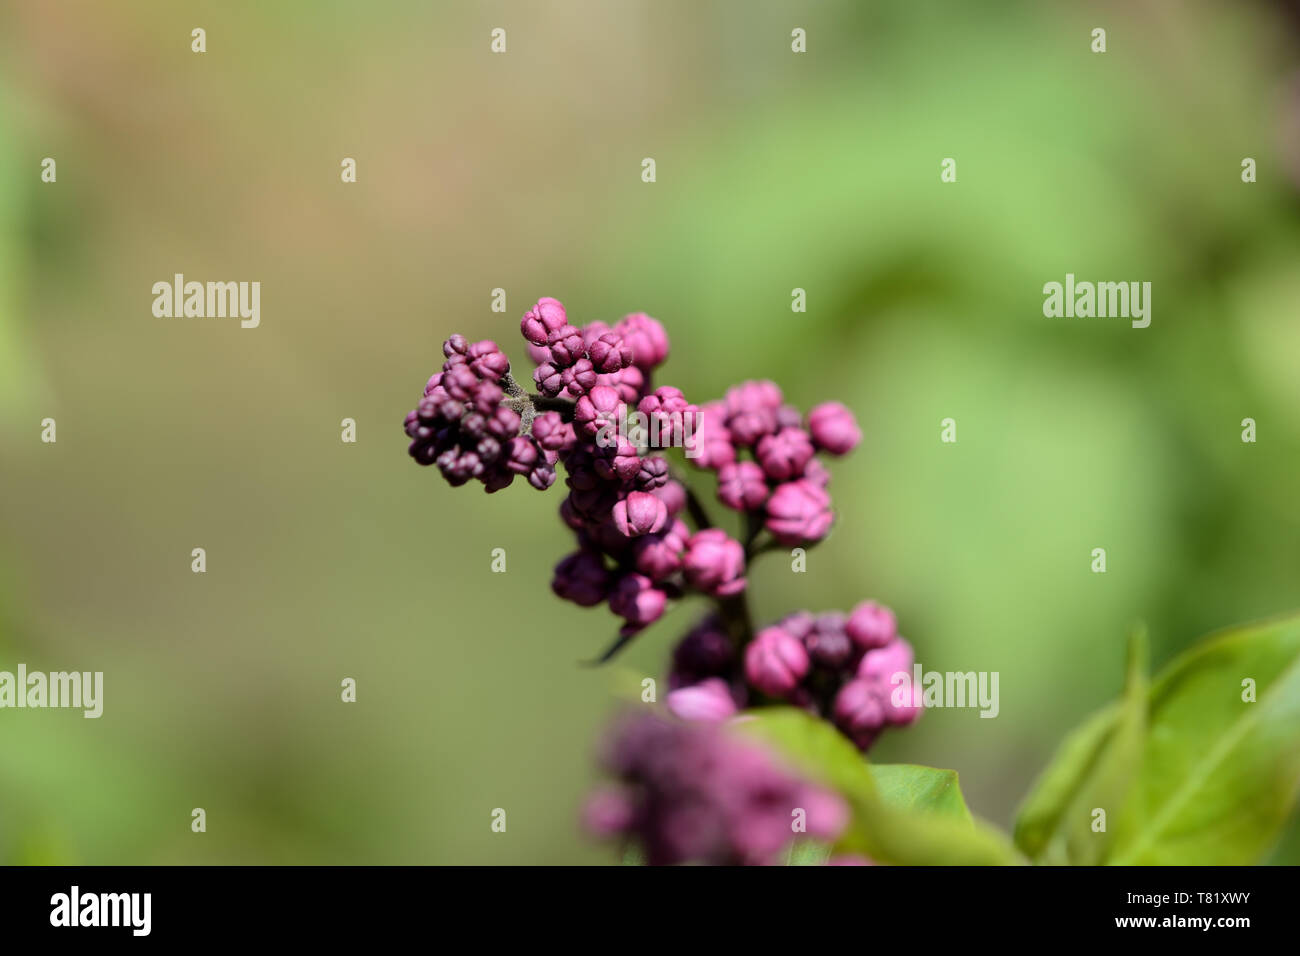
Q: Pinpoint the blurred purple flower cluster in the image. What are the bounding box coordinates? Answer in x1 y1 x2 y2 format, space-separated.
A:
584 711 849 865
664 602 923 751
404 296 920 864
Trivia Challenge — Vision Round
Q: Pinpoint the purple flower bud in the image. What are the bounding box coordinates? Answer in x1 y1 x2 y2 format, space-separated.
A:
595 364 645 404
533 361 564 397
807 401 861 456
744 626 810 697
764 479 834 545
652 479 687 517
594 435 642 483
581 321 612 348
546 324 586 368
845 601 897 651
574 385 626 439
521 297 568 346
723 380 783 447
586 332 632 374
552 550 611 607
561 358 598 397
528 461 556 490
423 372 444 396
468 339 510 380
775 404 803 430
612 490 669 537
504 435 541 475
443 334 469 359
526 342 552 366
716 460 769 511
755 427 815 481
631 518 689 580
608 572 667 626
666 678 737 722
582 786 635 837
637 386 697 448
616 312 669 370
777 610 816 641
531 411 575 458
856 636 914 684
442 364 479 402
833 679 887 750
469 379 504 416
803 458 831 488
485 406 521 439
689 403 736 469
480 466 515 493
805 617 853 670
633 455 669 490
682 528 746 597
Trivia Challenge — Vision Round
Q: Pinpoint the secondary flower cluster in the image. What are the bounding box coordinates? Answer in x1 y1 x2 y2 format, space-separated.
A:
404 335 556 492
693 384 861 545
583 711 848 865
664 600 922 751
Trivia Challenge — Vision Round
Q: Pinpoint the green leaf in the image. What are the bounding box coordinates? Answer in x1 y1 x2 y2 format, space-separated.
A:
1014 628 1148 864
1108 614 1300 865
870 764 972 822
737 708 1023 865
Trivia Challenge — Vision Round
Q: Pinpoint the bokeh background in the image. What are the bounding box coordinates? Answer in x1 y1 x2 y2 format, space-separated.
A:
2 0 1299 864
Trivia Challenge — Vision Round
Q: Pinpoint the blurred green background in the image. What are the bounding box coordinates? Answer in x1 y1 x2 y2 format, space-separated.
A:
2 0 1299 864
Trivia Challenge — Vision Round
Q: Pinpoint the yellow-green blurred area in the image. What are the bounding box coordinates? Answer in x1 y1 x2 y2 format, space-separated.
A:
2 0 1299 864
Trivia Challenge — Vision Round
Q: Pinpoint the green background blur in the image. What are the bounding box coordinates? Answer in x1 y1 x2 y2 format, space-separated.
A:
2 0 1299 864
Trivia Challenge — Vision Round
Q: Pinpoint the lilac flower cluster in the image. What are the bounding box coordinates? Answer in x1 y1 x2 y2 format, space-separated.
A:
663 600 923 752
692 383 861 545
583 711 848 865
404 335 556 492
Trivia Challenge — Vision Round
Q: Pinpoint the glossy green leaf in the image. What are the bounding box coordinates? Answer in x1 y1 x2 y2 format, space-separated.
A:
1015 629 1148 864
1108 615 1300 865
871 764 972 822
738 708 1023 865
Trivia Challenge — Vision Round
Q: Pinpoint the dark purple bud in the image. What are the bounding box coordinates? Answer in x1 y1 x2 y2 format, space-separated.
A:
443 334 469 359
588 331 632 373
633 455 669 491
608 572 668 626
764 479 834 545
504 435 541 474
531 411 575 457
468 339 510 380
805 625 853 671
528 462 556 490
485 406 522 440
716 460 769 511
807 401 861 456
755 427 815 481
631 518 688 580
833 680 887 751
670 615 734 682
521 297 568 346
777 610 816 641
470 380 504 416
594 435 641 483
442 365 479 402
552 550 611 607
481 467 515 493
745 626 810 697
424 372 444 396
682 528 746 597
546 324 586 368
459 412 488 439
533 361 564 397
775 404 803 430
612 490 668 538
561 358 598 397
